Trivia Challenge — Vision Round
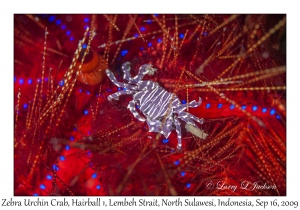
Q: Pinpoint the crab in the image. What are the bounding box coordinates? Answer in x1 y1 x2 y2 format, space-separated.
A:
105 62 207 149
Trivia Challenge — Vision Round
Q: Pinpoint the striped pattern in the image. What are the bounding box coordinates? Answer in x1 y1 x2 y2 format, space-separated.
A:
134 86 173 120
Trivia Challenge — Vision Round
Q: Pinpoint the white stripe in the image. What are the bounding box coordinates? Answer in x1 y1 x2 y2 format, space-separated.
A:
140 87 159 110
149 90 169 119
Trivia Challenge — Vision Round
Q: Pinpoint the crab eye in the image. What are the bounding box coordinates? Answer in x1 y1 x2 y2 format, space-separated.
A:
122 62 131 71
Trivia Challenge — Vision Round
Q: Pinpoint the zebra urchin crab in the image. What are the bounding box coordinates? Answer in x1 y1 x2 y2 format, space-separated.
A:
106 62 208 149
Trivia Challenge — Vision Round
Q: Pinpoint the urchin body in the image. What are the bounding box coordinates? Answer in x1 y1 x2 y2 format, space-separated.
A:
106 62 205 149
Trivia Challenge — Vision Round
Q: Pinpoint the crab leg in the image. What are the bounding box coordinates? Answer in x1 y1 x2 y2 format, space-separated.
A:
131 64 157 83
128 100 146 121
174 117 182 149
108 89 135 101
106 69 126 87
106 69 137 90
137 81 159 91
179 112 204 124
121 62 133 82
174 97 202 113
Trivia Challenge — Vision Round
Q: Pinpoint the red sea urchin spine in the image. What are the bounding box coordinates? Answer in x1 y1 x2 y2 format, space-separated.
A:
14 14 286 196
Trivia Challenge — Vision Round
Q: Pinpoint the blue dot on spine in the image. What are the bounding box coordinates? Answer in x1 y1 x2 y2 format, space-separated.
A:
218 104 222 109
70 36 74 41
40 184 46 190
140 27 146 32
230 104 235 109
84 17 89 22
48 16 55 22
148 42 152 47
61 25 66 30
262 108 267 113
206 103 211 109
82 43 87 49
182 100 186 104
174 160 180 165
186 183 191 188
53 164 59 171
84 110 89 115
252 106 258 111
158 38 162 43
162 139 169 144
66 30 71 36
276 115 281 119
55 20 62 25
59 80 64 86
270 109 275 115
46 175 52 180
60 156 65 161
242 105 246 110
181 172 185 177
121 50 128 56
179 33 184 39
23 104 28 109
66 145 70 150
19 78 24 84
96 185 101 190
33 193 38 196
92 173 97 178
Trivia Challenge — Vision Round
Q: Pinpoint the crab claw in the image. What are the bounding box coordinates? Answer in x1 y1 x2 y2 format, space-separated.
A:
145 65 157 75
